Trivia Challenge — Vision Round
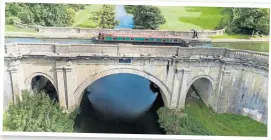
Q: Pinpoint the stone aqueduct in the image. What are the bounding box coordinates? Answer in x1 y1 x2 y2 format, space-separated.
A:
4 43 269 124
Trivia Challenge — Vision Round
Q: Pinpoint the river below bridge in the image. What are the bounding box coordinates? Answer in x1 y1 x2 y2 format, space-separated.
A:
74 74 165 134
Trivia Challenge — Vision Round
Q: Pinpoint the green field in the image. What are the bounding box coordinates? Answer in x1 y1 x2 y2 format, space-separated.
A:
212 42 269 52
209 34 251 39
185 99 267 136
159 6 224 31
5 25 37 33
73 5 102 28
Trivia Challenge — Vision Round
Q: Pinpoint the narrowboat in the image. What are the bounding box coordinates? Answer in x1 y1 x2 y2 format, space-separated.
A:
92 33 190 47
92 32 212 47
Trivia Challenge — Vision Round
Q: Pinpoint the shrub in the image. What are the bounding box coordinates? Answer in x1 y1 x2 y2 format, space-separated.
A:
5 16 21 25
157 107 213 135
3 90 80 132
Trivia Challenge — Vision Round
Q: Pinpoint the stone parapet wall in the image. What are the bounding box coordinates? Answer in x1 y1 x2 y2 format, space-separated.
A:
38 27 225 37
13 21 41 31
5 43 268 70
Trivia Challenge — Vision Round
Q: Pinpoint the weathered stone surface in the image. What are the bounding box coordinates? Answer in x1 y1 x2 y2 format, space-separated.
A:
4 43 269 124
37 27 225 38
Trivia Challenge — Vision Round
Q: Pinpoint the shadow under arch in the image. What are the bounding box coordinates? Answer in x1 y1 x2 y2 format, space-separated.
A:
184 75 215 107
24 72 58 101
24 72 56 91
74 68 171 108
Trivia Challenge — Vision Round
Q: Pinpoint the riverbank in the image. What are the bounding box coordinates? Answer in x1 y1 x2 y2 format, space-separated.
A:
212 38 269 43
157 88 267 136
210 34 269 42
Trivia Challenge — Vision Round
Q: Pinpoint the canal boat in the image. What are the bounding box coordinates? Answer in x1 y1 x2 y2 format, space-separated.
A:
92 32 211 47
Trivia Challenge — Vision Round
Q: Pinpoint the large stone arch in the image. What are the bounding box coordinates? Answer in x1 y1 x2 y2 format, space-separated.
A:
24 72 56 92
73 68 171 107
185 75 215 106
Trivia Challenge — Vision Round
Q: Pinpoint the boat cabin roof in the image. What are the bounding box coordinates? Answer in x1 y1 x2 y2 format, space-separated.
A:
100 33 189 39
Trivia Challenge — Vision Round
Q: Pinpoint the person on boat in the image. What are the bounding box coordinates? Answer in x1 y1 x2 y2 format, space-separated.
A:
98 32 102 39
191 29 198 39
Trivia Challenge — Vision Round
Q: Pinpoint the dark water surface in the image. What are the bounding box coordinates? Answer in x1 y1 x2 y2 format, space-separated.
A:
74 74 165 134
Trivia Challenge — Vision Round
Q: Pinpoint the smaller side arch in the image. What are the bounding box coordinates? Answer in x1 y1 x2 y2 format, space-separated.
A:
185 75 215 106
24 72 57 92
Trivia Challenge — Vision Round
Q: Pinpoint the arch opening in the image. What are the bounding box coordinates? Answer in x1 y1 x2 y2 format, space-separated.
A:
30 75 59 102
74 70 167 134
185 77 213 107
74 68 171 110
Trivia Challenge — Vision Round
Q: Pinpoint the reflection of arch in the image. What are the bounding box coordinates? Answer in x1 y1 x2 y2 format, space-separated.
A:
74 68 171 107
185 75 214 106
24 72 56 92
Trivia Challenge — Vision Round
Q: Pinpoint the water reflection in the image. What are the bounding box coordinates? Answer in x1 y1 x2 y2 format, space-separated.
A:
87 74 157 120
74 74 165 134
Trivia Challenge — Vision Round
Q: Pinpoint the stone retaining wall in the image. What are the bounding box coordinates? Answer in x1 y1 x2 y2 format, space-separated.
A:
37 27 225 37
13 21 41 31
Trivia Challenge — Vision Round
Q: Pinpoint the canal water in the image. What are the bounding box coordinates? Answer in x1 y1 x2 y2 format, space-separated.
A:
5 37 269 52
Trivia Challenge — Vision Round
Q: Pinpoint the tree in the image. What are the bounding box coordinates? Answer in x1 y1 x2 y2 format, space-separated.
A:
3 90 80 132
5 3 76 27
224 8 270 35
133 6 166 30
124 5 137 15
68 4 86 12
66 8 76 26
91 5 119 29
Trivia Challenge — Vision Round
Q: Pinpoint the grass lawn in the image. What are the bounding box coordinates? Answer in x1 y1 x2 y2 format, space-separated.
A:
185 99 267 136
158 6 225 31
158 6 202 31
209 34 251 39
212 42 269 52
73 5 103 28
179 7 224 30
5 25 37 33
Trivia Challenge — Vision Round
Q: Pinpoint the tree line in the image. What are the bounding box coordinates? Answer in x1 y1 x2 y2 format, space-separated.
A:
217 8 270 35
5 3 270 35
5 3 87 27
125 5 270 35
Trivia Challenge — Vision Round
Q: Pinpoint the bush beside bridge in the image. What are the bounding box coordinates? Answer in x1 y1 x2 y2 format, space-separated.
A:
3 90 80 132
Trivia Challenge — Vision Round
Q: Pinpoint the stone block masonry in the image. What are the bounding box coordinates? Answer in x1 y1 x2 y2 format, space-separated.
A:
37 27 225 38
4 43 269 124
